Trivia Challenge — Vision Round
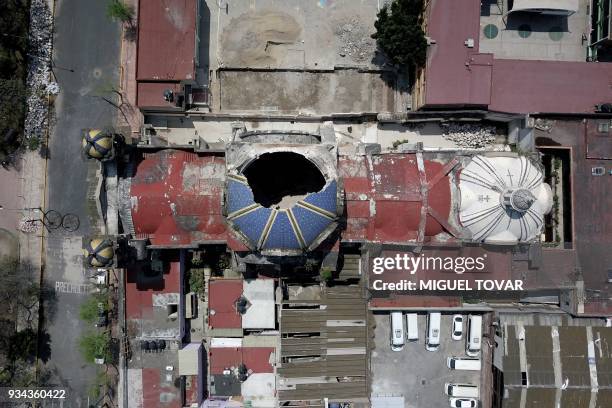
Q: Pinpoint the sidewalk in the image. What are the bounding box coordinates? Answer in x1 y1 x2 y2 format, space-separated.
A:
17 150 47 264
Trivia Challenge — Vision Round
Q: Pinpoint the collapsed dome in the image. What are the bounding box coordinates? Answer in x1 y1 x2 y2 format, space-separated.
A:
82 129 114 160
226 151 339 254
243 152 326 208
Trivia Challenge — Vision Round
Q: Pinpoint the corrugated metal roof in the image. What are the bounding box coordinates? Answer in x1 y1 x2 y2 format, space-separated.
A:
278 284 368 403
136 0 197 81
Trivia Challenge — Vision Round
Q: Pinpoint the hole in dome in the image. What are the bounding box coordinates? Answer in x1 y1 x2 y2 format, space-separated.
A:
243 152 326 208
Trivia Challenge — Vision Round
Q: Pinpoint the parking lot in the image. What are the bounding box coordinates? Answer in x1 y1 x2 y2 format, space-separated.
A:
371 312 482 408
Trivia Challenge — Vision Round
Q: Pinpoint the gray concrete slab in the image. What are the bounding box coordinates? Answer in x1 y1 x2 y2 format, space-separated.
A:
210 0 381 70
479 0 590 62
219 70 397 115
371 313 481 408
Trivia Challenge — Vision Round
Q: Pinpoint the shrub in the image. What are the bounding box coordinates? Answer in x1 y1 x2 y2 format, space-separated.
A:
106 0 134 25
78 332 110 364
188 268 206 295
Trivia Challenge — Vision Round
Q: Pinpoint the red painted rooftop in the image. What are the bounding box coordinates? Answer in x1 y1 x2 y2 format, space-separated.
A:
209 347 275 375
208 279 243 329
142 367 182 408
339 154 452 243
136 0 197 81
137 82 182 108
371 247 513 289
126 257 181 319
130 150 228 246
130 151 455 248
423 0 612 113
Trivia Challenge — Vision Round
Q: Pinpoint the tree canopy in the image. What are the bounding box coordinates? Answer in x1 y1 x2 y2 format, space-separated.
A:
79 295 107 323
371 0 428 72
79 332 111 363
0 0 29 157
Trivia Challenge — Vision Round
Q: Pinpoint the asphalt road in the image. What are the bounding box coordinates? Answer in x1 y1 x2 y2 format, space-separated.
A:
42 0 120 405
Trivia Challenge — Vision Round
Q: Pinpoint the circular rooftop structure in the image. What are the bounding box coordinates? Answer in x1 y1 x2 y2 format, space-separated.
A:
84 238 114 267
82 129 113 161
459 155 552 244
226 151 340 254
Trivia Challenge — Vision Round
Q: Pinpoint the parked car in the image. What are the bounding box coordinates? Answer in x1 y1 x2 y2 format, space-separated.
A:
449 398 477 408
95 302 108 327
445 383 479 398
390 312 405 351
452 314 463 341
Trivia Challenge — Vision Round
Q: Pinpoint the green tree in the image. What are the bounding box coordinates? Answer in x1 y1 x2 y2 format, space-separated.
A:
78 332 110 363
79 295 106 323
188 268 206 296
371 0 428 72
106 0 134 26
320 267 333 283
0 0 30 156
0 257 39 316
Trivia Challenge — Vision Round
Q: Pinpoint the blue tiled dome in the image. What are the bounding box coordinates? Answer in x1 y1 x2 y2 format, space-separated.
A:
226 176 338 252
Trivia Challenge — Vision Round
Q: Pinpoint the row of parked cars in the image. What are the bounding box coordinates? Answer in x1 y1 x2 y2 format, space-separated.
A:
389 312 483 408
389 312 482 354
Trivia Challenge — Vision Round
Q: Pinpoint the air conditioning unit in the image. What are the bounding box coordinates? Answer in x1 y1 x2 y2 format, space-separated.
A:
592 166 605 176
465 38 475 48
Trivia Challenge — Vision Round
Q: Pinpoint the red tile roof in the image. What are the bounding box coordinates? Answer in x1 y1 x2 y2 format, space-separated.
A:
489 59 612 114
142 367 182 408
130 150 228 246
136 0 197 81
371 247 512 287
136 82 182 108
423 0 612 113
126 258 181 319
209 347 275 375
340 154 452 243
208 280 243 329
424 0 491 107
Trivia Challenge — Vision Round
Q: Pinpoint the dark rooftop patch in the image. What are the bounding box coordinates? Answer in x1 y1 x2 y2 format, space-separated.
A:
243 152 325 208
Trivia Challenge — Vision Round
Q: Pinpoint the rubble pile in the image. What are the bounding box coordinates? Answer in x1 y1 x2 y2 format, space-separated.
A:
24 0 53 144
441 123 497 149
334 17 375 63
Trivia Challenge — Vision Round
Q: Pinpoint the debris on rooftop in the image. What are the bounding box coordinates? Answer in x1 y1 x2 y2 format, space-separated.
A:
441 122 497 149
334 17 376 62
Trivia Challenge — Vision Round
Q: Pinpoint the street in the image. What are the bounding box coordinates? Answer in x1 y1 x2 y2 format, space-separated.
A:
42 0 120 405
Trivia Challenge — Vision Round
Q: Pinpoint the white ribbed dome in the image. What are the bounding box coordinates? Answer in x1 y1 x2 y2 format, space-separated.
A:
459 155 553 244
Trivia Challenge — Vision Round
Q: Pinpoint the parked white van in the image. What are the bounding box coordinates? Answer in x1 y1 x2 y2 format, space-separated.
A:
426 312 441 351
444 383 479 398
447 357 482 371
406 313 418 341
466 315 483 357
390 312 405 351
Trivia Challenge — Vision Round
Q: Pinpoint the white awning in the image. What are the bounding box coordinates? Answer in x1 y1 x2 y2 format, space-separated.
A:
507 0 579 16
